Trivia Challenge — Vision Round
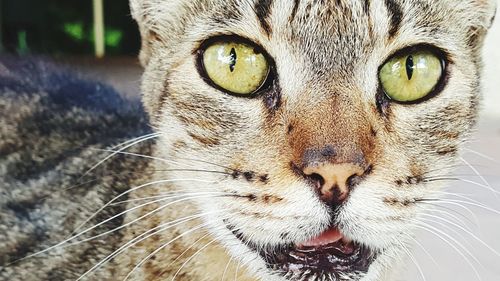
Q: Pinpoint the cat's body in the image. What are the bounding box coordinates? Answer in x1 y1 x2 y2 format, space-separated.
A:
0 57 154 280
0 0 498 280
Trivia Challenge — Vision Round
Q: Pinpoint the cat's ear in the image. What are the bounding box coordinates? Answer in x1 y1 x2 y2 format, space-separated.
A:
472 0 497 30
129 0 188 66
130 0 151 66
130 0 166 67
463 0 497 50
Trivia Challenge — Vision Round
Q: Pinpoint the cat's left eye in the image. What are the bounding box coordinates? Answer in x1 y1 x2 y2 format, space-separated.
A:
200 40 270 96
379 50 444 103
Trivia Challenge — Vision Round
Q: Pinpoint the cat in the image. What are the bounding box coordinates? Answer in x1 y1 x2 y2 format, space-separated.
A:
1 0 498 280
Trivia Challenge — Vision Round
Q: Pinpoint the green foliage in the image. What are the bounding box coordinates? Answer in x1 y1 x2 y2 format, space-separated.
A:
1 0 140 55
63 22 85 42
105 28 123 48
17 30 29 54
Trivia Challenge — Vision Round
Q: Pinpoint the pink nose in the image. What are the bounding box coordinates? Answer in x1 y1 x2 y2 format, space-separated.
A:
303 162 365 206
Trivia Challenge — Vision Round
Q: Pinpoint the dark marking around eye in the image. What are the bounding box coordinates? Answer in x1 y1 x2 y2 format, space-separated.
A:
406 55 414 80
264 82 282 112
229 47 237 72
375 88 391 116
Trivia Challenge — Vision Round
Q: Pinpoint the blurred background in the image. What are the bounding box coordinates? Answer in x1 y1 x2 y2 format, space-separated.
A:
0 0 139 56
0 0 143 99
0 0 498 280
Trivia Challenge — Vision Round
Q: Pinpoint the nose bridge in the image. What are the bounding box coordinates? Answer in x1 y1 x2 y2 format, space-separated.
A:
289 91 371 168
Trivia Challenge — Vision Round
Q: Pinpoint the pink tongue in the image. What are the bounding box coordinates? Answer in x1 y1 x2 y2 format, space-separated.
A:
299 228 343 247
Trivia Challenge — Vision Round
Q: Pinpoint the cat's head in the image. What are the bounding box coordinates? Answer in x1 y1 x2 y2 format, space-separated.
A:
131 0 496 280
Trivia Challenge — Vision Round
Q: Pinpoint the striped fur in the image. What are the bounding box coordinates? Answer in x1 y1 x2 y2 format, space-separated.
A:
0 0 497 280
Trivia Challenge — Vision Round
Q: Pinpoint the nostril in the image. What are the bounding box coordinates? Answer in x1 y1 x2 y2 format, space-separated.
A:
298 162 369 208
306 173 325 190
346 174 361 190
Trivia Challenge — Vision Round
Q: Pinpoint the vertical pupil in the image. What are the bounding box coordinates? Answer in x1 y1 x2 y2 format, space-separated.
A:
405 55 414 80
229 47 237 72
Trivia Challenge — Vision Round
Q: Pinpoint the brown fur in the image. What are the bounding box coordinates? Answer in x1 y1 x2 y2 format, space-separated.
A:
0 0 497 280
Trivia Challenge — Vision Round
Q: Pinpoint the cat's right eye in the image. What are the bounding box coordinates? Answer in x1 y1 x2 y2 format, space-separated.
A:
199 40 270 96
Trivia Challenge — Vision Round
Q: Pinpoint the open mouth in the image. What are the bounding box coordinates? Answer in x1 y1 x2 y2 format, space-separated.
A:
264 228 375 279
227 224 376 280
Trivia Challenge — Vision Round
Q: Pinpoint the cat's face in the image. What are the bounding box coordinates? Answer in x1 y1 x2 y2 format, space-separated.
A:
131 0 496 280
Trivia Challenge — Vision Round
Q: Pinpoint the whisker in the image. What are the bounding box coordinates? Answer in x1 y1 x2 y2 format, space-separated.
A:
418 200 480 227
110 190 225 206
6 181 219 266
91 149 202 171
110 132 161 151
422 164 488 176
93 149 239 173
233 261 241 281
407 235 440 269
171 238 219 281
430 190 497 212
154 168 232 176
72 178 216 236
77 210 227 281
464 148 500 165
82 133 160 179
460 156 499 199
419 217 477 260
399 241 427 281
421 213 500 258
414 222 483 280
423 177 500 196
66 193 228 247
122 220 228 281
221 256 234 281
426 207 474 232
153 233 211 280
433 199 500 216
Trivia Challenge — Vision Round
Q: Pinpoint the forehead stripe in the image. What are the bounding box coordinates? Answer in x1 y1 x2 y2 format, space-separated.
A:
289 0 300 23
255 0 274 35
363 0 370 16
384 0 403 38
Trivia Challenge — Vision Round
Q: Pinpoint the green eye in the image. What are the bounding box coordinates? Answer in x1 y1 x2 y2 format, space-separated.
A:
379 50 443 102
202 41 270 95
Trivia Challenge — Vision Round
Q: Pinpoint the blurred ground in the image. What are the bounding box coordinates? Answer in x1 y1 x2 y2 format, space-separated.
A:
59 19 500 280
